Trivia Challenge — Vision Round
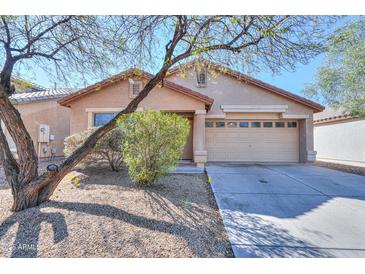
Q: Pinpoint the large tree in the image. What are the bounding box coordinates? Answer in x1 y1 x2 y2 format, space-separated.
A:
0 15 335 211
303 18 365 116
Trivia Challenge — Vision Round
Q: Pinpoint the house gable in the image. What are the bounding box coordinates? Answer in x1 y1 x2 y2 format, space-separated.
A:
167 60 324 114
64 74 209 134
167 69 315 117
58 69 213 107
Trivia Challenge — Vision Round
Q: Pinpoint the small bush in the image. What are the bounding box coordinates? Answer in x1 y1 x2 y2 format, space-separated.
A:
119 111 190 185
64 127 125 171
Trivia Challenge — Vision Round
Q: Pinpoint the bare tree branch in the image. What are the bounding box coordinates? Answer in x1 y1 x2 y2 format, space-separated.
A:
18 16 74 53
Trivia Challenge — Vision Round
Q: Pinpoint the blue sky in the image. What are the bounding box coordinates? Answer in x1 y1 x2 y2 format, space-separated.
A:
256 54 324 95
25 52 324 97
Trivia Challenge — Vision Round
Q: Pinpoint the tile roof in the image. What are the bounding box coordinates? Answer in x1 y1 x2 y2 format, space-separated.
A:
12 76 46 93
10 88 76 104
313 106 354 124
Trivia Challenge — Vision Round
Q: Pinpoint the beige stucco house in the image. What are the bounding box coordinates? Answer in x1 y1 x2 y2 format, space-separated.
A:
4 60 324 167
314 107 365 167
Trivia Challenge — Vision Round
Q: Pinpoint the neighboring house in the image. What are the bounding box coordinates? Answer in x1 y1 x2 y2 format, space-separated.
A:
4 60 324 167
4 89 74 158
314 107 365 167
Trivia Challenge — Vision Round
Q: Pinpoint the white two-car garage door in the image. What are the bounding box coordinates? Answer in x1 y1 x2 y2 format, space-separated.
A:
206 120 299 162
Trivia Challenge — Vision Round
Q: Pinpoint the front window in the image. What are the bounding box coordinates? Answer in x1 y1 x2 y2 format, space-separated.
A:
94 113 117 127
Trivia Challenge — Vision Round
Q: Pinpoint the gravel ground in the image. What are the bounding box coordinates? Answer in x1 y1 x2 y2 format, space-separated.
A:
0 163 233 258
315 161 365 176
0 159 64 188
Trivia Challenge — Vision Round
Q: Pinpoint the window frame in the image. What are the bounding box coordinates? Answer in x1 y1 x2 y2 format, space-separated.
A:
93 112 117 127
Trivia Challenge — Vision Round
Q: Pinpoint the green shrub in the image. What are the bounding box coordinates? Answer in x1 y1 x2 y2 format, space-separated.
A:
118 111 190 185
64 127 125 171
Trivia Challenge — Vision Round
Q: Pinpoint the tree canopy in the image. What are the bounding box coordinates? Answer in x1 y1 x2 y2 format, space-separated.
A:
0 16 337 89
303 18 365 116
0 16 133 89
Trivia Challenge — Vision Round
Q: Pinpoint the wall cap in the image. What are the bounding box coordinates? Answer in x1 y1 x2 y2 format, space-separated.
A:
221 105 288 113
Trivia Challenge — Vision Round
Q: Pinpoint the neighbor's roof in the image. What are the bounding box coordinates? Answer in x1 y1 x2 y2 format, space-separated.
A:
10 88 76 104
168 59 325 113
12 76 45 93
313 106 353 124
58 68 214 107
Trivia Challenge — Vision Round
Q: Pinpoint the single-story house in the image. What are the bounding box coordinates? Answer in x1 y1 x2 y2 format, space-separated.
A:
314 107 365 167
4 60 324 167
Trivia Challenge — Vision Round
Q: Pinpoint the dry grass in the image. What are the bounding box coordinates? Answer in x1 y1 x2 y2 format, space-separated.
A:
0 164 233 258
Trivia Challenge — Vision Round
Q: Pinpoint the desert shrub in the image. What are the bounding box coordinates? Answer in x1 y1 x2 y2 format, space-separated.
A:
118 111 190 185
64 127 125 171
64 127 97 164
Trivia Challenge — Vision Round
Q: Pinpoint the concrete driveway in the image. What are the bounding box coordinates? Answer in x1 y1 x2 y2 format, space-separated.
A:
206 163 365 258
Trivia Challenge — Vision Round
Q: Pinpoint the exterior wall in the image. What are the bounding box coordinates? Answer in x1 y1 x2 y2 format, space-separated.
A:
68 79 206 134
167 71 313 116
168 70 316 162
314 118 365 167
14 99 71 158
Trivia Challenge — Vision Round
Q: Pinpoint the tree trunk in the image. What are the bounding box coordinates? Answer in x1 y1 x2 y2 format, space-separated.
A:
9 176 60 212
11 187 39 212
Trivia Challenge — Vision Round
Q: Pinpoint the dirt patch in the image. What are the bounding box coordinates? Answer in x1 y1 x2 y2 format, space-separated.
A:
315 161 365 176
0 164 232 258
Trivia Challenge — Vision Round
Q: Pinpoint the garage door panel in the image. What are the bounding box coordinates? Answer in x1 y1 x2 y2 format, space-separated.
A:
206 121 299 162
214 137 241 143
